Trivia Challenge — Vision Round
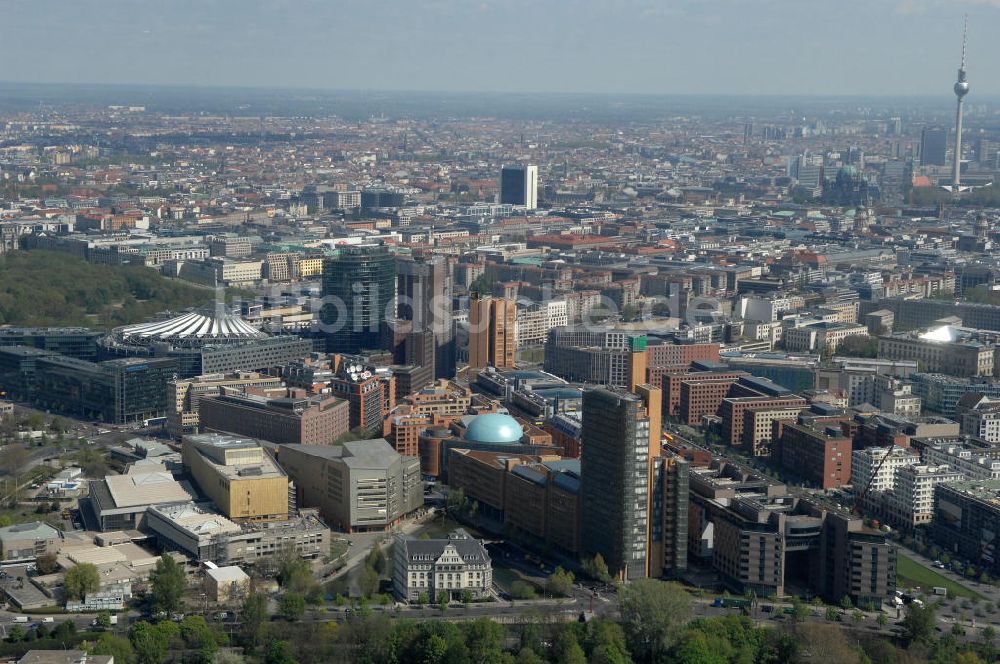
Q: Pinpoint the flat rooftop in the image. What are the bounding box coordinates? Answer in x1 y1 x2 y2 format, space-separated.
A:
281 439 400 469
102 469 196 509
187 435 286 480
186 432 259 451
148 503 241 538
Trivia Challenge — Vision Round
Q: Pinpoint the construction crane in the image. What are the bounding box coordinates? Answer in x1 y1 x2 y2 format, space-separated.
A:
853 445 896 515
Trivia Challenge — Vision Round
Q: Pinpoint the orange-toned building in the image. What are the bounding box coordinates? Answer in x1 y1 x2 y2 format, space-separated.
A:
468 295 516 370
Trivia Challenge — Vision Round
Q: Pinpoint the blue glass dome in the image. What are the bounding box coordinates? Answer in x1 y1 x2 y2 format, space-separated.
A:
464 413 523 444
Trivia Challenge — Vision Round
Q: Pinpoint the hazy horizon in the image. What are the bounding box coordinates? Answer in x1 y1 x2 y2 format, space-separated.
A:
4 0 999 98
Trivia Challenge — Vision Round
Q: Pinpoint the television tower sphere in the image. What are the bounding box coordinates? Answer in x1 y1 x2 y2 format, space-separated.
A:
955 77 970 98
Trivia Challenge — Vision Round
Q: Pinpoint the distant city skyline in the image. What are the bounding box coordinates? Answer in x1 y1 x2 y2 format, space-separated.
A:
4 0 999 97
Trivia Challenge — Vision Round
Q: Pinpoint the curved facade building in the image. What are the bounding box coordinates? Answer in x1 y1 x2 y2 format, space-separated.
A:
100 308 311 377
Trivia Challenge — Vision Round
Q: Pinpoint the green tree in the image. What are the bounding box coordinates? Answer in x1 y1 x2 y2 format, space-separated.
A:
586 620 631 664
517 648 545 664
150 555 186 614
420 634 448 664
0 442 28 497
465 618 505 663
840 595 853 610
582 554 612 584
519 621 544 657
902 601 937 646
279 592 306 621
876 613 888 628
265 640 299 664
360 564 381 598
510 580 537 600
671 631 726 664
276 553 313 593
826 606 839 621
461 589 473 606
24 412 45 430
53 620 76 641
367 546 387 575
545 566 575 597
64 562 100 600
130 621 171 664
618 579 691 663
180 615 220 664
239 591 269 654
89 633 133 663
557 629 587 664
95 610 112 629
438 592 449 612
790 597 810 622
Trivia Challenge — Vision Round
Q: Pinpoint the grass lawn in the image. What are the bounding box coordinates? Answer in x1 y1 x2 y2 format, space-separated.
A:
896 554 983 600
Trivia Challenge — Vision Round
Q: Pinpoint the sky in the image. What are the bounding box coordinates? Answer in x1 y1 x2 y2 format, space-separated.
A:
3 0 1000 97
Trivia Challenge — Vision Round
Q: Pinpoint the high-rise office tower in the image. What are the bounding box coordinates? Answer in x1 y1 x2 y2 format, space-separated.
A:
649 452 689 578
468 294 516 371
499 164 538 210
321 244 395 354
580 388 653 581
952 16 970 191
397 255 455 379
920 127 947 166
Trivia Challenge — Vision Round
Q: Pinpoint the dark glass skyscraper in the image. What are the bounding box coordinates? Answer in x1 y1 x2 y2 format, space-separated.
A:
920 127 947 166
396 254 455 379
580 387 651 581
499 164 538 209
321 244 395 354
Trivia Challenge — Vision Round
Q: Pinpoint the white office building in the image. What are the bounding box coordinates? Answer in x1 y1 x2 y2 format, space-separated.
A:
393 529 492 602
499 165 538 210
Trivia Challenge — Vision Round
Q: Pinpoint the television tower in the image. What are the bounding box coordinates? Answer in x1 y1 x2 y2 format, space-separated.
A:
952 15 969 191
